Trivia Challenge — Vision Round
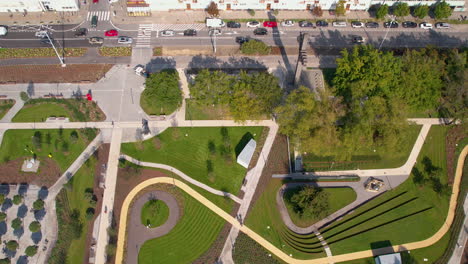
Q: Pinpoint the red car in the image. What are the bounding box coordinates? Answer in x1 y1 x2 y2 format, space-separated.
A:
263 21 278 27
93 0 99 3
105 29 118 37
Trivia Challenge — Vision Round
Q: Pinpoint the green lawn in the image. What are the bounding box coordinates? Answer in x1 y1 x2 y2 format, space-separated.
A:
121 127 266 194
321 126 449 255
0 99 15 120
0 129 93 171
233 232 285 264
140 200 169 228
302 125 421 171
185 99 231 120
138 189 224 264
12 99 105 122
284 187 357 228
245 178 327 260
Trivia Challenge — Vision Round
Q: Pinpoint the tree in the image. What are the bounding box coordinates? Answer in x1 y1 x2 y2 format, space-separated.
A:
240 40 271 55
335 1 346 16
25 246 38 257
11 218 22 230
247 9 255 16
312 6 323 17
69 130 79 143
33 199 44 210
86 207 95 220
229 72 282 122
0 258 10 264
376 4 389 20
275 87 344 155
206 1 220 17
189 69 233 105
142 70 182 115
29 221 41 233
5 241 18 252
0 212 6 222
393 2 410 17
440 50 468 122
433 1 452 19
12 195 22 205
413 4 429 19
288 186 330 219
20 91 29 102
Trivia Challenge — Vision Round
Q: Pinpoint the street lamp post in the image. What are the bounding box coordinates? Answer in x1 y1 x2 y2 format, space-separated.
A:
44 31 66 67
379 15 396 50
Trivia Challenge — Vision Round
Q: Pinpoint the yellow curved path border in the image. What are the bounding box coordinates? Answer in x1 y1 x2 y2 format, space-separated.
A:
116 145 468 264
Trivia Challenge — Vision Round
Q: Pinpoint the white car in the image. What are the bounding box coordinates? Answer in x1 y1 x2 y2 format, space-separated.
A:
351 21 364 28
35 30 48 38
160 30 174 37
332 21 347 27
435 22 450 29
246 21 261 28
281 20 295 27
117 36 133 44
420 22 433 29
0 26 7 36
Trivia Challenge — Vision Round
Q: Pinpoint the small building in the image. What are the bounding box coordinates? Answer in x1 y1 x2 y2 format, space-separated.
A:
375 253 402 264
0 0 80 13
237 139 256 169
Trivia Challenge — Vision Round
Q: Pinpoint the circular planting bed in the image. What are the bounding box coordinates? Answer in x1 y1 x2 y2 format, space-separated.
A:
140 199 170 228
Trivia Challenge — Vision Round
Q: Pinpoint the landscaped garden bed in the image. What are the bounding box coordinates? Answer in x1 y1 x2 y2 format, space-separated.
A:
0 48 87 59
12 98 106 122
98 47 132 57
140 70 182 115
0 99 15 120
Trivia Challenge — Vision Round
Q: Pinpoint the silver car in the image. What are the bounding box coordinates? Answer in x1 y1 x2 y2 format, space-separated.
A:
117 36 133 44
160 30 174 37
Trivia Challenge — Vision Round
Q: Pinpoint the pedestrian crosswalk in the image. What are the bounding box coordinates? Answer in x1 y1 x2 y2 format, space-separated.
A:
87 11 110 21
152 24 205 31
135 24 153 48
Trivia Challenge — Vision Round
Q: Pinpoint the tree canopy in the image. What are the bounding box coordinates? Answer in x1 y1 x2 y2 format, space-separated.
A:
240 40 271 55
141 70 182 115
5 241 18 252
335 1 346 16
393 2 410 17
206 1 220 17
376 4 389 20
413 4 429 19
33 199 45 210
288 186 330 219
433 1 452 19
29 221 41 233
189 69 232 105
25 246 38 257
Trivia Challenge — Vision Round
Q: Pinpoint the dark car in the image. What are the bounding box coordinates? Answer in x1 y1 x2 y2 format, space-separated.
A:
40 37 53 45
365 22 379 28
402 21 417 28
227 21 241 28
352 36 365 44
74 28 88 37
235 36 250 44
316 20 328 27
384 21 399 28
253 28 268 35
299 21 314 27
183 29 197 36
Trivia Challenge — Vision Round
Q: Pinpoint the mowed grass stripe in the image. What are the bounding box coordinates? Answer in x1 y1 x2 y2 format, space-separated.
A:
138 192 224 264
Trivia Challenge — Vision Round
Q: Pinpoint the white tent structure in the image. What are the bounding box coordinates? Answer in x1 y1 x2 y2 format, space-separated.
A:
237 139 256 168
375 253 402 264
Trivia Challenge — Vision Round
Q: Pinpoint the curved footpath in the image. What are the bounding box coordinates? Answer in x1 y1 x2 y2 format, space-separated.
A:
125 191 180 264
116 145 467 264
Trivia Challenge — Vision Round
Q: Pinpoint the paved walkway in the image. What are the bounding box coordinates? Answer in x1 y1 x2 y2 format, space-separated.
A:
120 154 242 204
448 194 468 264
116 145 467 264
125 191 180 264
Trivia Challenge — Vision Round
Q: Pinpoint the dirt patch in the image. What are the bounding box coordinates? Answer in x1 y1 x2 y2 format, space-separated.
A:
0 64 113 84
446 125 466 184
0 157 61 187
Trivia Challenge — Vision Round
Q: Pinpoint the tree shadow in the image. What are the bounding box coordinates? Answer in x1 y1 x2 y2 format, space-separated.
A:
0 222 6 236
31 231 42 244
145 57 177 73
17 255 28 264
13 226 24 238
17 204 28 218
34 209 46 221
0 183 9 196
38 186 49 200
267 11 293 76
1 198 12 211
235 132 254 157
18 183 28 196
27 81 35 97
2 247 17 258
370 240 393 255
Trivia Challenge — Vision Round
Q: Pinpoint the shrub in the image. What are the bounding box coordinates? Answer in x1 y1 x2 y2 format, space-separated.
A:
86 207 95 220
20 91 29 102
5 241 18 252
247 9 255 16
70 130 79 143
12 195 22 205
25 246 38 257
240 40 271 55
29 221 41 233
33 199 44 210
0 212 6 222
11 218 22 230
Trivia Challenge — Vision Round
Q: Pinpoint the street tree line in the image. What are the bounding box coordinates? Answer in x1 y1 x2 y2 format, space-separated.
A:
277 46 467 160
374 1 452 20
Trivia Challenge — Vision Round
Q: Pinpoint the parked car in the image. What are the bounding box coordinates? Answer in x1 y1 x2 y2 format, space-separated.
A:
183 29 197 36
0 25 7 36
419 22 433 29
253 28 268 35
352 36 365 44
160 30 174 37
332 21 347 27
365 22 379 28
209 29 221 36
316 20 329 27
246 21 261 28
91 15 98 28
35 30 48 38
117 36 133 44
299 21 314 27
351 21 364 28
134 64 149 77
88 37 104 44
435 22 450 29
383 21 399 28
235 36 250 44
402 21 417 28
105 29 118 37
93 0 98 3
263 21 277 27
74 28 88 37
227 21 241 28
281 20 295 27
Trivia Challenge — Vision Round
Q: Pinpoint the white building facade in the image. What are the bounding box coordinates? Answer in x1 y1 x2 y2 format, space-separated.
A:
139 0 464 12
0 0 79 13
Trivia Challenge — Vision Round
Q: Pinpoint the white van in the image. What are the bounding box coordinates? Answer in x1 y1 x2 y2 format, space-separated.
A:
332 21 347 27
0 26 8 36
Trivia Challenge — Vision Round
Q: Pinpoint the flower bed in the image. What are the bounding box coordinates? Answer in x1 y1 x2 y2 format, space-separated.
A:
0 48 87 59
